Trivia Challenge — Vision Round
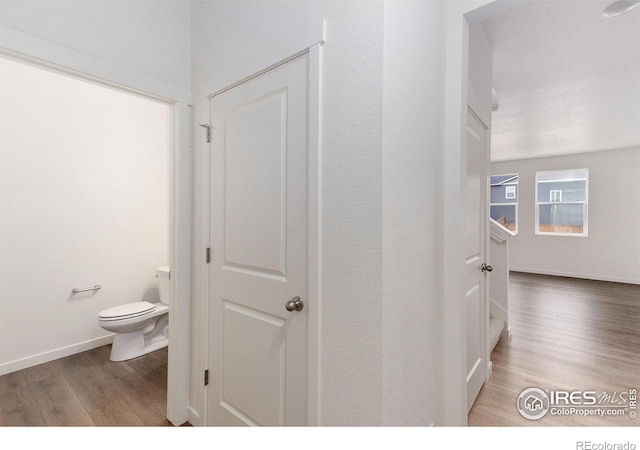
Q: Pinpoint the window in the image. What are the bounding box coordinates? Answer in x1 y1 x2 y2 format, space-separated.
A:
490 174 518 233
535 169 588 236
549 190 562 202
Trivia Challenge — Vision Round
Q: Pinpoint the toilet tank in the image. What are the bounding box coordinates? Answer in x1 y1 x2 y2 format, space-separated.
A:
156 266 171 305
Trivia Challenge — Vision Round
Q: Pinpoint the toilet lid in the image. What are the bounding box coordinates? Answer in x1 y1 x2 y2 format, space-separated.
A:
99 301 156 320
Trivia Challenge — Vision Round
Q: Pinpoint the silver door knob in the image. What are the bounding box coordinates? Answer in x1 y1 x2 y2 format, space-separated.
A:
481 263 493 272
285 296 304 312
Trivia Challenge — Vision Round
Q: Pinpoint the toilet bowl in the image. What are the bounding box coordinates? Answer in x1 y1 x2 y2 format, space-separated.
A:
98 266 170 361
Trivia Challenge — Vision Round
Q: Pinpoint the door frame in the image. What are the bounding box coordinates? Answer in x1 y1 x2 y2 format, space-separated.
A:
0 25 193 426
199 21 325 426
443 1 522 425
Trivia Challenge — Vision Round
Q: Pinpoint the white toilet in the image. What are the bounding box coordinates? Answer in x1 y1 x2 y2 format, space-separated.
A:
98 266 170 362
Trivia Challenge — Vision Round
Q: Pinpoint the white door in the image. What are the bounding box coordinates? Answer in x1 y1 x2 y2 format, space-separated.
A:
207 54 309 426
465 107 490 412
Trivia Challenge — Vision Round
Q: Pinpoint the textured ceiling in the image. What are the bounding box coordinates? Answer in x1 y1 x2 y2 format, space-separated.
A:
481 1 640 161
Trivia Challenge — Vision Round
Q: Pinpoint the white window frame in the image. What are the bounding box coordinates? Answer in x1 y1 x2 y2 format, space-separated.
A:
490 173 518 234
549 190 562 203
535 169 589 237
505 185 516 200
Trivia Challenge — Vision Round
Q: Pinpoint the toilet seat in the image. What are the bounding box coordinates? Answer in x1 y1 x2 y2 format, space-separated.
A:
98 301 156 321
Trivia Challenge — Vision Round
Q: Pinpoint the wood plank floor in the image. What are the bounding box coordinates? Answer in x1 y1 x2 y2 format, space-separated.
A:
469 272 640 426
0 345 172 426
5 272 639 427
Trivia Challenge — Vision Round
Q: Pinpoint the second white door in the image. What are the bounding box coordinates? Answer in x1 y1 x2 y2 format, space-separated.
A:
465 107 490 412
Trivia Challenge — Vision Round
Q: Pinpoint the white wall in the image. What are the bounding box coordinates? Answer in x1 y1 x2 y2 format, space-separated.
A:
190 0 385 426
382 0 447 426
492 147 640 284
468 22 493 126
0 0 191 91
0 57 170 374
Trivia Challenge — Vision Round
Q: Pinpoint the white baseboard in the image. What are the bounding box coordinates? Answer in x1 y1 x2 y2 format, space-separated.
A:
510 267 640 286
187 406 201 426
0 334 114 376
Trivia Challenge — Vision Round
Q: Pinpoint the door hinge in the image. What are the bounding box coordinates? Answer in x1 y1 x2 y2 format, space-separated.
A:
204 369 209 386
199 123 211 143
206 247 211 264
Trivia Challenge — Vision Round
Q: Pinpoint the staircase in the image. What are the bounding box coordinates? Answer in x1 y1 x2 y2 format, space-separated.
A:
488 218 514 354
489 316 505 353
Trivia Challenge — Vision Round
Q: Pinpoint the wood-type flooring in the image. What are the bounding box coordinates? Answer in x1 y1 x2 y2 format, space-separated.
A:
3 272 639 427
0 345 171 426
469 272 640 426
